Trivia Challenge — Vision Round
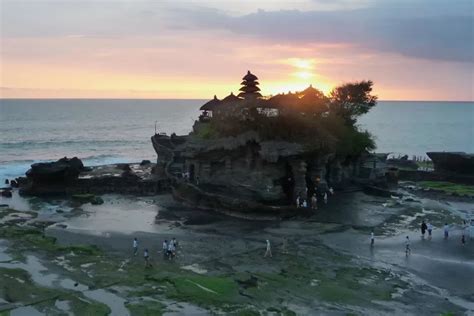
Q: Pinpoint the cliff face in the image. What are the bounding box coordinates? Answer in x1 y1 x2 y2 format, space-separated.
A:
152 130 368 213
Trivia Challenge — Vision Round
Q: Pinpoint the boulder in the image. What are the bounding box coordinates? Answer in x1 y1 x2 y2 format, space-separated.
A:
1 190 12 198
26 157 84 184
72 194 104 205
140 160 151 166
4 179 9 185
10 180 18 188
427 152 474 175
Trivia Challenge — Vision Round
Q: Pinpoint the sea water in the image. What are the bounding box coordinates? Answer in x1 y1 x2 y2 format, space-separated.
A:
1 99 473 180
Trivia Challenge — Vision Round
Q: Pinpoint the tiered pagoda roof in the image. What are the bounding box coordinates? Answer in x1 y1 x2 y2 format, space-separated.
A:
238 71 262 99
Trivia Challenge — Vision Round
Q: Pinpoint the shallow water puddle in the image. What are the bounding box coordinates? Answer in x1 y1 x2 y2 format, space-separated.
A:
0 254 130 315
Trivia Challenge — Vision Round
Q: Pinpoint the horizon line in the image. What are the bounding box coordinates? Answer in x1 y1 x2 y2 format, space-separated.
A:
0 98 473 103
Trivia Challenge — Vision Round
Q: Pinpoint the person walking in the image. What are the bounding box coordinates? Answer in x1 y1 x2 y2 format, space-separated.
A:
133 238 138 256
162 240 168 258
144 248 152 268
311 194 318 210
444 223 449 239
370 231 375 246
421 220 427 239
167 241 175 259
427 222 433 239
405 236 411 256
264 239 272 258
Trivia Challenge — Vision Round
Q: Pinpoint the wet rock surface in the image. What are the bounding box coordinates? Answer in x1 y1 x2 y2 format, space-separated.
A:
18 161 171 196
1 186 473 315
427 151 474 175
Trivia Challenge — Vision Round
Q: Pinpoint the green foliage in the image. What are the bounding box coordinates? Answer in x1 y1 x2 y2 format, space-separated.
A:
329 80 377 125
199 80 377 157
418 181 474 196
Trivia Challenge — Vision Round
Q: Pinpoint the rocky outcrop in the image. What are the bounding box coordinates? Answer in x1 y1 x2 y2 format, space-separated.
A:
26 157 84 184
19 161 170 196
152 132 387 215
427 152 474 175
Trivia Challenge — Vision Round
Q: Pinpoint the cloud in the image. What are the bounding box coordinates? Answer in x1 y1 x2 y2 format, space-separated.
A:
175 0 473 63
2 0 472 63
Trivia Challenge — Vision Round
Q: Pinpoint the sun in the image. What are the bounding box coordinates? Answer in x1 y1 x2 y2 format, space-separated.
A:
294 71 314 80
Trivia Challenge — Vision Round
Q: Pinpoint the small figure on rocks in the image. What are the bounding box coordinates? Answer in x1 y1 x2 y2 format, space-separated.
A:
421 220 427 239
296 195 300 208
444 223 449 239
405 236 411 256
167 240 175 259
370 230 375 247
311 194 318 210
171 237 178 252
302 199 307 208
264 239 272 258
133 238 138 256
162 240 168 258
323 192 328 204
427 222 433 239
144 248 152 267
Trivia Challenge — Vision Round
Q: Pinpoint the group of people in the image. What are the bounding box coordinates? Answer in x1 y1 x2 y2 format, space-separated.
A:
296 187 334 210
370 219 472 256
132 237 179 267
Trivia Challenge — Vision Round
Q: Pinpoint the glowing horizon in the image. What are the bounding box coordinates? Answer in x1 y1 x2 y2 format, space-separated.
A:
1 1 472 101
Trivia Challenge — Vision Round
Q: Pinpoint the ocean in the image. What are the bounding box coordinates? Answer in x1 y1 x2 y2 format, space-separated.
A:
0 99 473 181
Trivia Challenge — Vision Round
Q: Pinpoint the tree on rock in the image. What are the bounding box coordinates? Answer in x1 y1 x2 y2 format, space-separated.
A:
329 80 377 125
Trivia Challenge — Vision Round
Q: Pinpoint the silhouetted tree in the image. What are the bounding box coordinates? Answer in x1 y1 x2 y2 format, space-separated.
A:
329 80 377 125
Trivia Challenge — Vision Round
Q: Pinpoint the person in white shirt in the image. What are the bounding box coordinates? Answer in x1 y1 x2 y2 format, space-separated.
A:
427 222 433 239
144 248 152 267
296 196 300 208
329 187 334 195
370 231 375 246
133 238 138 256
444 223 449 239
323 192 328 204
167 242 175 259
302 200 307 208
264 239 272 258
311 194 318 210
162 240 168 258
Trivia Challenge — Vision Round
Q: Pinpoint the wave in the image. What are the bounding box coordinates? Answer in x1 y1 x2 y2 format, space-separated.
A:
0 139 148 148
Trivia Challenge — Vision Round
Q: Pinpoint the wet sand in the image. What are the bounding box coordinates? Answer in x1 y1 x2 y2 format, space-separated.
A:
1 188 473 315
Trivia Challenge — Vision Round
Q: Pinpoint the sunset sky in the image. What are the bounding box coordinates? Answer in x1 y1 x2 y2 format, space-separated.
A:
1 0 473 100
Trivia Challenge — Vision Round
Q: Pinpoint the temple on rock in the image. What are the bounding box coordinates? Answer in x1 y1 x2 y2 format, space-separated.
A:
198 71 328 122
151 70 384 218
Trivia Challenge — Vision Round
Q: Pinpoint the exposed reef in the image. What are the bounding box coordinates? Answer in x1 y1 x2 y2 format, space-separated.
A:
17 157 170 196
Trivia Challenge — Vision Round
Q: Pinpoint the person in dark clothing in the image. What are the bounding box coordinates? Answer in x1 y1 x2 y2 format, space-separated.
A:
421 220 428 238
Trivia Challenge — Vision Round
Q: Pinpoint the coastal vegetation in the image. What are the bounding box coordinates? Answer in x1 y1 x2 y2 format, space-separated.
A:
198 78 377 158
418 181 474 197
